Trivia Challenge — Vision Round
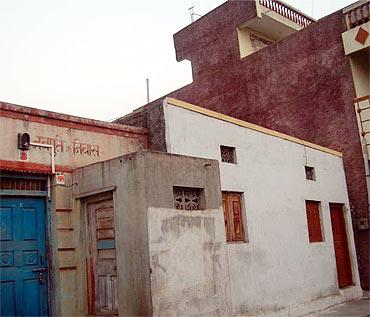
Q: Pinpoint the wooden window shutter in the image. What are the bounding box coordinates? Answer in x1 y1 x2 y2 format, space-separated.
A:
305 201 323 243
222 192 245 242
222 193 232 242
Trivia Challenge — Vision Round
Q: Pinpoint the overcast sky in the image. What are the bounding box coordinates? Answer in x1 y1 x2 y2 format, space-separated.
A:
0 0 354 121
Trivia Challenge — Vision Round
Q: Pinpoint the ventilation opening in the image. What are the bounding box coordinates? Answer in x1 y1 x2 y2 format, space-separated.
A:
173 186 205 210
305 166 316 181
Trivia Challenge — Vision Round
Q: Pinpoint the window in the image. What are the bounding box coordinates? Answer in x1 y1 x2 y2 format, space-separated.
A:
305 166 316 181
173 187 204 210
220 146 236 163
222 192 245 242
305 201 323 243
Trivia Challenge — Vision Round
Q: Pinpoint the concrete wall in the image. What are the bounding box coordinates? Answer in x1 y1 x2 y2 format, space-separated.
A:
148 207 230 316
73 151 231 316
72 153 151 316
163 101 363 315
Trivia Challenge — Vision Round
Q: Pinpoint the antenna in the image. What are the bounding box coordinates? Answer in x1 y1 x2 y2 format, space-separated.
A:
188 6 202 23
146 78 150 104
189 6 195 22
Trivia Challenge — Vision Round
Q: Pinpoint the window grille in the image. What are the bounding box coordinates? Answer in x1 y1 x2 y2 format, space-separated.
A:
220 146 236 163
173 187 202 210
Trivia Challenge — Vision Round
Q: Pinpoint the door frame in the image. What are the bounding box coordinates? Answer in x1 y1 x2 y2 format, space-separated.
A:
329 203 354 288
0 172 59 316
77 190 116 316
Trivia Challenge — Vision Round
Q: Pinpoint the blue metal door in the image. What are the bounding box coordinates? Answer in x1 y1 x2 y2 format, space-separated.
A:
0 197 48 316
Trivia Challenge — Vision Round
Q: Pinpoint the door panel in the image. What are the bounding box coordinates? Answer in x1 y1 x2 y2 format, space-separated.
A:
0 197 48 316
87 195 118 316
330 204 353 288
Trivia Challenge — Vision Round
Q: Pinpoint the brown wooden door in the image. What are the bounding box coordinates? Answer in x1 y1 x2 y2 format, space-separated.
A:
329 204 353 288
86 194 118 315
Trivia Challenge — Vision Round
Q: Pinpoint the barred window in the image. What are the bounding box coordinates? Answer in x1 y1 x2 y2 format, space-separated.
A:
173 187 204 210
220 146 236 163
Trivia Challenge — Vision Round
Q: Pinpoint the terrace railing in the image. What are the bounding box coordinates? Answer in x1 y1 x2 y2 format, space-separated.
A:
355 95 370 155
259 0 315 27
345 2 370 29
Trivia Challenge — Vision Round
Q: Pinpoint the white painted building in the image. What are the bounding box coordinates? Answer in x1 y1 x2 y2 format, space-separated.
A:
161 97 363 316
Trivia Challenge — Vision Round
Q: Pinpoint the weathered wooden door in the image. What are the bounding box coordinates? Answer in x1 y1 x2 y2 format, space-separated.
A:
329 204 353 288
0 197 48 316
86 193 118 315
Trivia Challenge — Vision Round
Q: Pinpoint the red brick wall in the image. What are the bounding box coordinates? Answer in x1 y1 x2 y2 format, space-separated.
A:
119 2 369 289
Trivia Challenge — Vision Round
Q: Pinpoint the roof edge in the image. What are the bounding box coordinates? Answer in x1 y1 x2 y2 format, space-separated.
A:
165 97 343 158
0 101 148 136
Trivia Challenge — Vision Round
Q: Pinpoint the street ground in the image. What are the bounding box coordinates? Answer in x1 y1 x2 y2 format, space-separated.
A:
305 296 369 317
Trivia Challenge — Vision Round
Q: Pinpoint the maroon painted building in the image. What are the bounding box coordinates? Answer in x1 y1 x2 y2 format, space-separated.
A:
117 0 370 290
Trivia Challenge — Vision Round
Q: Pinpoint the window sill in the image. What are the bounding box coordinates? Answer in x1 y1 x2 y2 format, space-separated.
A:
227 240 248 244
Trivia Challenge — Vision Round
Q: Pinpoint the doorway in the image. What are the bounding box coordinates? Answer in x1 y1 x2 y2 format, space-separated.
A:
329 203 353 288
85 192 118 315
0 196 49 316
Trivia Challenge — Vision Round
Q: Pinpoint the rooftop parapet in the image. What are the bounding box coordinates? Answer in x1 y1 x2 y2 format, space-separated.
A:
344 1 370 29
258 0 315 27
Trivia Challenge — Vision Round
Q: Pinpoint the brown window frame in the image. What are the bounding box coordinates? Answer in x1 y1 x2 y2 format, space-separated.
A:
305 200 324 243
222 192 246 242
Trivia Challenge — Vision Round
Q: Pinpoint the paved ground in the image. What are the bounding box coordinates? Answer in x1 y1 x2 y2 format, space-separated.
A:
306 297 369 317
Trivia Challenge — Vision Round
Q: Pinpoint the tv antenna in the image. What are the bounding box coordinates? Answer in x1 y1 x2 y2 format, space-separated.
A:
188 6 202 22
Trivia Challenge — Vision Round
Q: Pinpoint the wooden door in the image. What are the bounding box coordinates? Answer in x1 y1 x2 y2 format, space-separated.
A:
0 197 48 316
86 194 118 315
329 204 353 288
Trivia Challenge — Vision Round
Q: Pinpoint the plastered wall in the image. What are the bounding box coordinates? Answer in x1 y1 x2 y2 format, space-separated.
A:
163 102 363 315
73 151 231 316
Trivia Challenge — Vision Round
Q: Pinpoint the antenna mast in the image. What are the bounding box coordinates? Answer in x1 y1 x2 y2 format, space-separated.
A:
188 6 202 23
146 78 150 104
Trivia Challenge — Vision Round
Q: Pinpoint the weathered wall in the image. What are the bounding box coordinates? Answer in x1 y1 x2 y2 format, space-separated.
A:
0 102 148 316
163 101 363 315
148 207 230 316
72 153 151 316
117 1 369 290
0 102 147 171
73 151 231 316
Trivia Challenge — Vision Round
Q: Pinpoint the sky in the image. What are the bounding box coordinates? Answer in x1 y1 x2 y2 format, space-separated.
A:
0 0 354 121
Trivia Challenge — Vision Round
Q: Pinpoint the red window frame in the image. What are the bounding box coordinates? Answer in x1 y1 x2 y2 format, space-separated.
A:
305 200 323 243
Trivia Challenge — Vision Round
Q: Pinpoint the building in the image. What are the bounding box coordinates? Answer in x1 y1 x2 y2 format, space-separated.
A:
0 102 148 316
156 97 363 315
0 97 363 316
117 0 370 290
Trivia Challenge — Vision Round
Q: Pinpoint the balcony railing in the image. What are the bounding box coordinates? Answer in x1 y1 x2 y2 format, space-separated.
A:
259 0 315 27
346 2 370 29
355 95 370 153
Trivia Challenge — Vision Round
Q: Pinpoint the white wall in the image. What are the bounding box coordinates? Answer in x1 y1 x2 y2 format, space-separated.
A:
147 207 231 316
163 101 362 316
